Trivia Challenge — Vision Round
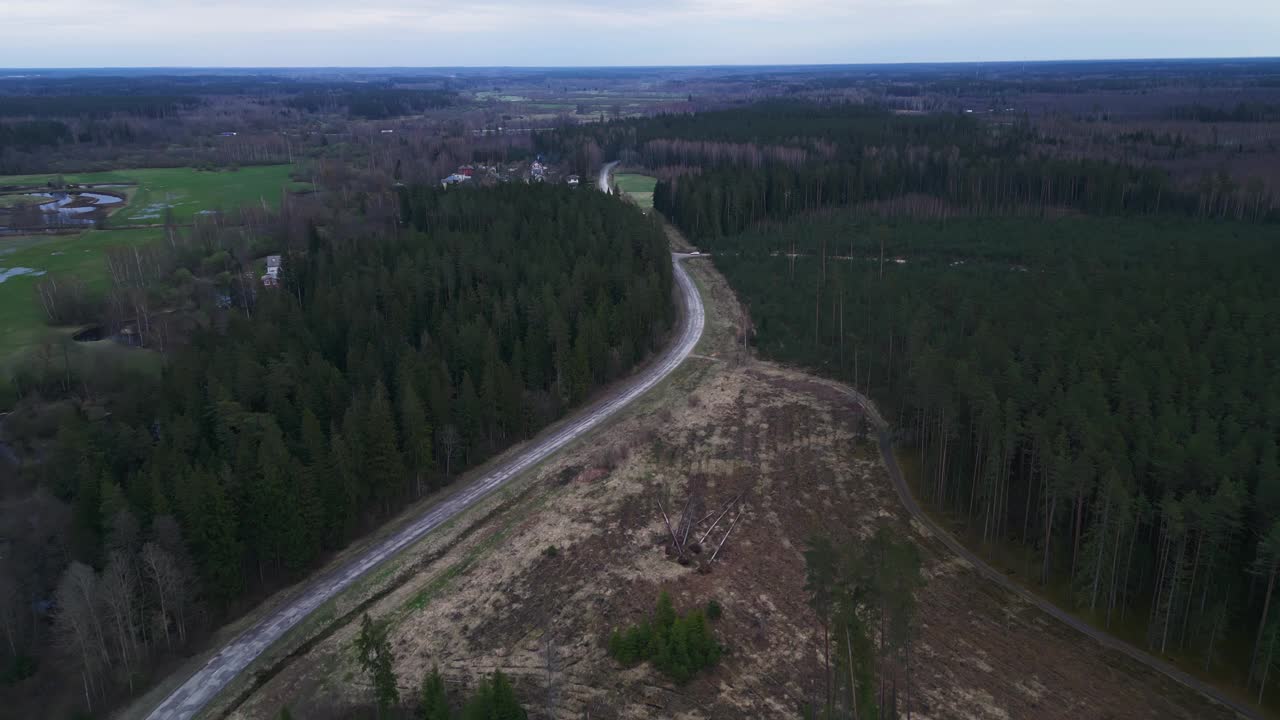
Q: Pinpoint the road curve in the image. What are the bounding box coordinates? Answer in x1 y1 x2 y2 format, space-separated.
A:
598 161 619 193
824 382 1257 720
145 252 704 720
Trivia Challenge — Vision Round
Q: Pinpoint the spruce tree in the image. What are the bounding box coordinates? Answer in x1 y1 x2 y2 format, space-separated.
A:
252 421 294 574
364 382 404 514
199 467 243 607
462 670 526 720
354 613 400 717
399 381 434 497
419 665 450 720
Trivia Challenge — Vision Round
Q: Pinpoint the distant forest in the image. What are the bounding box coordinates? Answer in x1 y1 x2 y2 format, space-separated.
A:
0 75 459 170
3 185 673 710
544 103 1278 229
1167 102 1280 123
286 88 455 120
574 101 1280 703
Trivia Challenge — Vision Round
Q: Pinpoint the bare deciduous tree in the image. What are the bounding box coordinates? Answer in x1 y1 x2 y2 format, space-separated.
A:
99 550 143 690
54 562 108 712
437 424 460 477
0 565 22 658
141 541 190 647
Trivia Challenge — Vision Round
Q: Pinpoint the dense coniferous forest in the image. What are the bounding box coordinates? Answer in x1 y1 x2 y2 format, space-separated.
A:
545 103 1277 231
653 106 1275 231
285 88 455 119
575 99 1280 700
1166 102 1280 123
704 213 1280 695
0 95 202 119
7 184 673 709
0 120 74 152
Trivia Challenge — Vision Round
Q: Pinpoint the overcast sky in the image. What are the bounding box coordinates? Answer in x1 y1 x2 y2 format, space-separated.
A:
2 0 1277 68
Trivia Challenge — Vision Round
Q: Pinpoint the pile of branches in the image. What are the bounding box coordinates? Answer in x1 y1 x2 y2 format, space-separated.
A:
657 491 746 570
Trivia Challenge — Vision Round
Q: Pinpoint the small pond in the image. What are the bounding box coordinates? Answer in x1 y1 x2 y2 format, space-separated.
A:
0 267 46 284
72 324 142 346
0 190 125 230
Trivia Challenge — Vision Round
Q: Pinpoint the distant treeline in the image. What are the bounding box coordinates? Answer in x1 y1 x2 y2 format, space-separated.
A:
0 118 147 153
541 102 993 161
0 76 455 123
653 155 1278 237
1166 102 1280 123
790 59 1280 95
286 88 455 119
0 75 305 97
0 74 448 99
547 102 1277 230
0 95 201 119
0 120 72 151
591 102 1278 234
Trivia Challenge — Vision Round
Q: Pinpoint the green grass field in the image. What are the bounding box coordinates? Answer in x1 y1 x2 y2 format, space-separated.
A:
0 165 305 225
0 229 163 355
0 164 305 379
0 193 54 209
0 228 166 405
615 173 657 210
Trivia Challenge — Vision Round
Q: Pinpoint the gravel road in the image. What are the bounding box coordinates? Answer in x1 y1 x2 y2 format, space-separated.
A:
145 249 705 720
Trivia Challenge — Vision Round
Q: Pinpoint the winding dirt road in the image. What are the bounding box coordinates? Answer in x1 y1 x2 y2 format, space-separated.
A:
824 381 1257 720
145 256 704 717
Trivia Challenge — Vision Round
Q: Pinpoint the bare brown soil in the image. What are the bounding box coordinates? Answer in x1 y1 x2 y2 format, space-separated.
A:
227 260 1235 720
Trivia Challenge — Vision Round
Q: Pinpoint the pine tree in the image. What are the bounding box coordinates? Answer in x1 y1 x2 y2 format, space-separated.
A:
399 381 434 497
489 669 526 720
329 424 362 542
419 666 450 720
608 593 720 684
284 468 322 571
462 670 526 720
197 468 243 607
804 535 838 708
364 382 404 514
251 421 294 575
458 372 483 462
354 613 400 717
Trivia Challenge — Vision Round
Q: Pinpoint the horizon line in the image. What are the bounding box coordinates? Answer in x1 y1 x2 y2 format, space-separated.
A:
3 55 1280 73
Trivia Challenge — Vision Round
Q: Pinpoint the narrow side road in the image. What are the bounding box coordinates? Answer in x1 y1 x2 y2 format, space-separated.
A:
826 381 1258 720
145 251 705 720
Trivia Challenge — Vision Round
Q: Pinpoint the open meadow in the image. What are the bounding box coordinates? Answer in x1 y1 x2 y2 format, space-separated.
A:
0 228 162 352
614 173 657 209
0 165 304 380
0 165 304 225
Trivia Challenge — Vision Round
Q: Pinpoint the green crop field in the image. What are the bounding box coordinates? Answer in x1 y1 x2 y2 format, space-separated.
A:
615 173 657 210
0 165 306 225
